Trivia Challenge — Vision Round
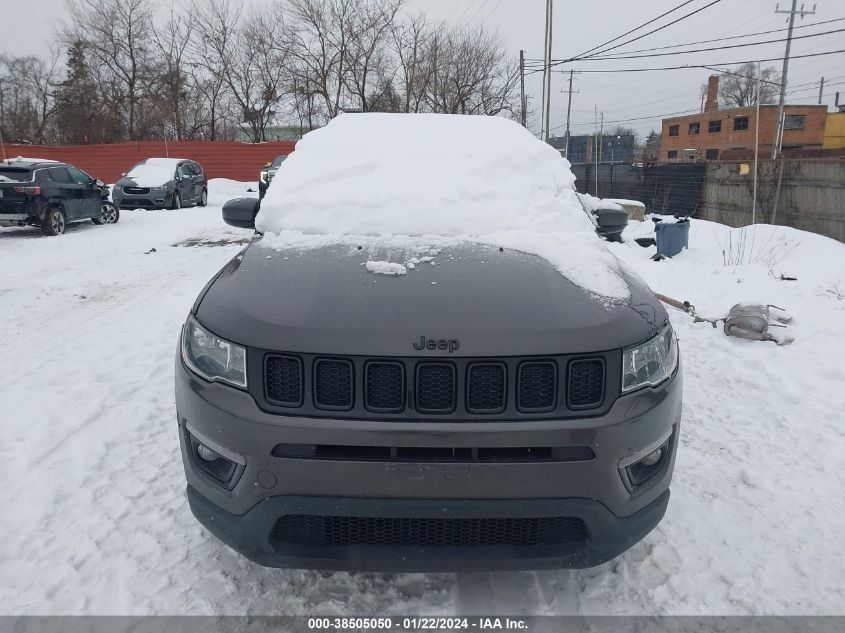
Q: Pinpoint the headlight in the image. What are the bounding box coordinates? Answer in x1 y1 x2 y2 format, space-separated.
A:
181 315 247 388
622 322 678 393
113 185 122 192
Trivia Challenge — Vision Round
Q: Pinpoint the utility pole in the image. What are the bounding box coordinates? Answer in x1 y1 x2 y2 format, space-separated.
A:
543 0 555 141
519 50 526 127
599 112 604 162
594 105 599 196
753 62 761 225
818 76 825 104
561 69 580 159
772 1 817 159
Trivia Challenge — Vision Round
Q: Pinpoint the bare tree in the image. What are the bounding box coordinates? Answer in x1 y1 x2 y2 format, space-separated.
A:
64 0 156 139
391 14 432 113
423 26 519 116
154 4 194 140
0 50 62 144
343 0 404 112
705 63 779 109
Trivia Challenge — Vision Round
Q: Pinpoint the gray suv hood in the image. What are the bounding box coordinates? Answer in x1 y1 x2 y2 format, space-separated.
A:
195 239 666 357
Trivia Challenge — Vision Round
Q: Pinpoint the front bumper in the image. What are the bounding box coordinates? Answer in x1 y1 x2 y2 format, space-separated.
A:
176 356 682 571
113 192 169 209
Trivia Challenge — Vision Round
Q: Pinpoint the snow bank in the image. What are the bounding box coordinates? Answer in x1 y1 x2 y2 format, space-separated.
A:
127 158 185 187
256 113 629 298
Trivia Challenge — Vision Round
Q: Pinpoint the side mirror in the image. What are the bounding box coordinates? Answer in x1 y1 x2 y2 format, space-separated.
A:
121 172 126 177
96 179 105 188
222 197 260 229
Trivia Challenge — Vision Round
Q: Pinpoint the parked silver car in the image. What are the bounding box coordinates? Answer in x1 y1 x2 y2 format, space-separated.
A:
113 158 208 210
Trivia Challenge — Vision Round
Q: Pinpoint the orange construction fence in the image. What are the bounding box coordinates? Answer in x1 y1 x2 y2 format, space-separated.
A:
0 140 297 183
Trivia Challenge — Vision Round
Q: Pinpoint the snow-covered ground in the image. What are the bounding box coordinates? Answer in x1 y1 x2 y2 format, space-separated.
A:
1 179 844 615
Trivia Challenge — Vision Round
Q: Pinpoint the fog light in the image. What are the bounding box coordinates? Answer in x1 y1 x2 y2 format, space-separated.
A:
197 443 220 462
640 447 662 466
624 436 672 489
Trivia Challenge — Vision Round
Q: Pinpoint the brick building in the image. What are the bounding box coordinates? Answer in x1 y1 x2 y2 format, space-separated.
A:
659 75 828 162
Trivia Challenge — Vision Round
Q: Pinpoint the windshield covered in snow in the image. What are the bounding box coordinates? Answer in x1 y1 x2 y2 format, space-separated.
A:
126 158 184 187
257 113 629 298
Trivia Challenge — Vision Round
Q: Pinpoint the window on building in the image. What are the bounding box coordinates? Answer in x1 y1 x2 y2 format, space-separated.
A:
668 125 680 137
733 116 749 131
783 115 806 130
667 150 678 160
688 122 700 135
708 120 722 133
706 149 719 160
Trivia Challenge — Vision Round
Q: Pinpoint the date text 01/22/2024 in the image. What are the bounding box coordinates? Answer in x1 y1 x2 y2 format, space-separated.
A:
306 617 529 630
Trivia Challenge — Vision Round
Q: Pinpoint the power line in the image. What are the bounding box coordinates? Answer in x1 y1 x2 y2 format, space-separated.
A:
570 16 845 58
566 0 724 64
525 48 845 75
479 0 507 26
564 28 845 62
565 0 700 62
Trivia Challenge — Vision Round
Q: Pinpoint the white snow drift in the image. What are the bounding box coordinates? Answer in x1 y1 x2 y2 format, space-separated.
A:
257 113 629 298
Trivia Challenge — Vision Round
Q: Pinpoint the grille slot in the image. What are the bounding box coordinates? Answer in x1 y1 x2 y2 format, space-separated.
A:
365 361 405 412
123 186 150 195
416 363 456 413
313 359 353 410
265 355 303 406
466 363 506 413
517 362 557 412
567 359 605 408
272 443 595 462
272 515 587 547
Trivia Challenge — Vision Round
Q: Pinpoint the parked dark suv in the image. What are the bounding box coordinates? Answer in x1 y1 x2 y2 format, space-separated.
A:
113 158 207 210
258 155 286 200
175 116 682 572
0 158 119 236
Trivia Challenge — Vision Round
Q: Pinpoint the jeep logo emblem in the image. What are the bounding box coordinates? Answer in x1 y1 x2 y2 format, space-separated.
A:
413 336 460 353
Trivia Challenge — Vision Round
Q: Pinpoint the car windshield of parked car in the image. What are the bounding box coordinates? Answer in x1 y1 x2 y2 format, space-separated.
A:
256 113 629 299
126 157 184 187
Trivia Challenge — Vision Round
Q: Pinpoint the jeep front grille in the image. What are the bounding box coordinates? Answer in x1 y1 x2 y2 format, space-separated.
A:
313 359 353 410
517 362 557 412
271 515 587 547
416 363 456 413
265 355 303 406
567 359 605 408
365 361 405 412
259 352 613 420
466 363 506 413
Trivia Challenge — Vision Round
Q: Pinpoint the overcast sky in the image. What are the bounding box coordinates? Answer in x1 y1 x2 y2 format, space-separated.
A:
4 0 843 139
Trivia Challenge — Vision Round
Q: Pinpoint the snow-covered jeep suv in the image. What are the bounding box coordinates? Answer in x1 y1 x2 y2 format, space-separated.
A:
175 114 682 571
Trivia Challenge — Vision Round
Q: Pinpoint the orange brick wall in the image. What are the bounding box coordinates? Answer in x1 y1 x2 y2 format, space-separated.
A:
660 105 828 161
0 140 297 183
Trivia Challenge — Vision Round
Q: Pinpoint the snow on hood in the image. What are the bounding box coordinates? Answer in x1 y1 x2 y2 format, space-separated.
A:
257 113 630 299
126 158 184 187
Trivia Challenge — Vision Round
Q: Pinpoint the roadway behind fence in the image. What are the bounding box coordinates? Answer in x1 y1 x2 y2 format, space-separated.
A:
571 160 845 243
0 140 297 184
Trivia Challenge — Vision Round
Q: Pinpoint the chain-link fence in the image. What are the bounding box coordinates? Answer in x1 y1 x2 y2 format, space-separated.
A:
571 160 845 243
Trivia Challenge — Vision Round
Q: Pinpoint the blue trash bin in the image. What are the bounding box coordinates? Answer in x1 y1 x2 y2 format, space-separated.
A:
654 220 690 257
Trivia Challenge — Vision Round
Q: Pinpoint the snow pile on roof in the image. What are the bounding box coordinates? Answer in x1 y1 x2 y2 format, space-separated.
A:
257 113 630 298
7 156 59 164
126 158 185 187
